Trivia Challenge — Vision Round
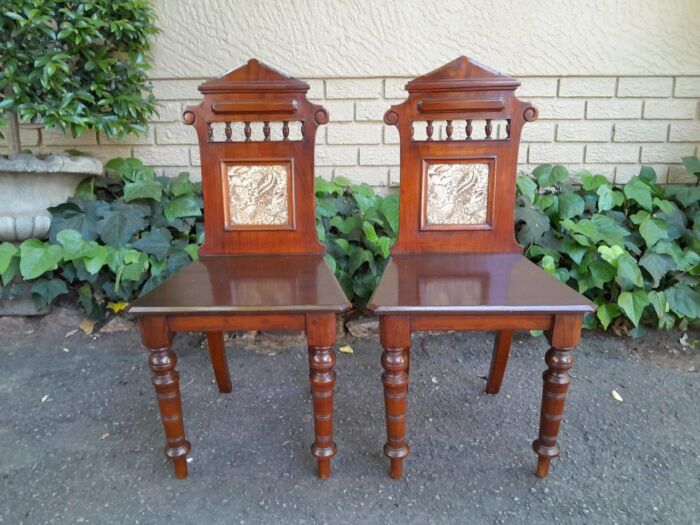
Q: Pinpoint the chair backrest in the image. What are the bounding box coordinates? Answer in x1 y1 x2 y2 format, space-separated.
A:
184 59 328 255
384 56 537 255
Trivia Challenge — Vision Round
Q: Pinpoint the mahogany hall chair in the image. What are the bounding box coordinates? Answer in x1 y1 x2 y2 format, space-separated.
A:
129 59 350 479
367 57 595 479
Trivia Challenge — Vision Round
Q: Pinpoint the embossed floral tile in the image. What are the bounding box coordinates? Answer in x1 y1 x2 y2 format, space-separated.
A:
426 163 489 225
227 164 289 225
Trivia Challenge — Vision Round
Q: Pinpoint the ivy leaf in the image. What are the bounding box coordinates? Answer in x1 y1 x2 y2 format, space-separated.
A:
615 253 643 290
315 177 342 196
540 255 556 275
588 261 616 289
74 177 95 200
184 244 199 261
348 247 375 274
83 246 111 274
170 172 194 197
48 202 99 242
535 164 568 187
558 192 585 220
666 284 700 319
596 303 620 330
639 218 668 248
560 238 588 265
30 278 68 306
598 245 625 266
515 206 550 245
316 198 337 218
19 239 64 279
0 242 19 274
630 210 650 225
516 175 537 202
639 165 657 184
131 228 172 259
663 185 700 207
590 215 629 247
362 221 379 244
96 207 146 246
164 195 202 222
617 290 650 327
647 291 669 322
331 215 362 237
639 252 675 287
379 193 399 234
623 177 653 211
324 254 337 273
376 237 392 258
596 184 614 212
124 179 163 202
579 171 609 191
333 238 352 255
681 156 700 177
56 229 87 260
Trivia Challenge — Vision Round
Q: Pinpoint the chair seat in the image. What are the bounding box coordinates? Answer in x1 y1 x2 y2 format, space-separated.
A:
367 253 595 315
130 254 351 315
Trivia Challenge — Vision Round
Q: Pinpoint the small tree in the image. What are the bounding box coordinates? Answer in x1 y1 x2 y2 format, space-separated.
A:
0 0 158 156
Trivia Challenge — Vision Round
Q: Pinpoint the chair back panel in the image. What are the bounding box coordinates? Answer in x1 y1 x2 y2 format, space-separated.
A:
184 59 328 255
384 57 538 254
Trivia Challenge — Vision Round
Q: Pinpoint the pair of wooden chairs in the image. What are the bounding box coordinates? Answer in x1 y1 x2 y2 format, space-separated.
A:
130 58 593 481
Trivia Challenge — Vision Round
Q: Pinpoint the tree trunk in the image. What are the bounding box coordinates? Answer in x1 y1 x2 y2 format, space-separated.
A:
5 110 21 157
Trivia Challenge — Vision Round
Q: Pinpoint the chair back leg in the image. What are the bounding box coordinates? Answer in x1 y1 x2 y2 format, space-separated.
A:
206 331 232 393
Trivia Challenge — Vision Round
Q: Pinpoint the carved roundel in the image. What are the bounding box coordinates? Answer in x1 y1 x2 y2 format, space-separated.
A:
384 110 399 126
182 110 195 125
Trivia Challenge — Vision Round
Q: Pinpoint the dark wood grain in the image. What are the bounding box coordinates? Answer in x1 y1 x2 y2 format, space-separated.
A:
206 331 232 393
306 313 338 479
368 253 595 314
130 255 348 314
369 57 592 479
380 316 411 479
131 59 350 479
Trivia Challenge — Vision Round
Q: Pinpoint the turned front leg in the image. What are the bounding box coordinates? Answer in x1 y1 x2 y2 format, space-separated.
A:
380 316 411 479
305 314 337 479
140 316 191 479
533 315 582 478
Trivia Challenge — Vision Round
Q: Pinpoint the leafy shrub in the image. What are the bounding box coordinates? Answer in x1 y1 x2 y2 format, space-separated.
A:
0 158 202 318
1 156 698 334
515 164 699 334
315 177 398 303
0 1 158 152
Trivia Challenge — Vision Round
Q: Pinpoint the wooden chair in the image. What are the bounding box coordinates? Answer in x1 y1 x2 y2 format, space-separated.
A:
130 59 350 479
367 57 595 479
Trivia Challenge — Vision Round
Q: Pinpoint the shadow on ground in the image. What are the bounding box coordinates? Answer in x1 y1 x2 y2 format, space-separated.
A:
0 312 697 524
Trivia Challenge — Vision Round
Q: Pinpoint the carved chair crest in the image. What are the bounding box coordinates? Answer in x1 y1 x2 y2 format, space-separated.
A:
183 59 329 255
384 56 538 254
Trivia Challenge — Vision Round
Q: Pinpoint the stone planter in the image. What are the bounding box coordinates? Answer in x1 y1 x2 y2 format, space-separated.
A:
0 154 103 242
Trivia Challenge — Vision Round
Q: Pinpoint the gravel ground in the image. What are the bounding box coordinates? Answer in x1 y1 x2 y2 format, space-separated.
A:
0 311 698 524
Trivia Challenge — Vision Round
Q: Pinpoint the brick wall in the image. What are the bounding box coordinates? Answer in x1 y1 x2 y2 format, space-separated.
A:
3 76 699 187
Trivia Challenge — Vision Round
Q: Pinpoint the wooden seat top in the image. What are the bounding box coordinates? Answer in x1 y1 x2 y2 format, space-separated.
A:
367 253 595 315
130 255 350 315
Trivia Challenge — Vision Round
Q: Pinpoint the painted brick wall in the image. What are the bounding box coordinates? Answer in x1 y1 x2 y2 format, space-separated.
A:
3 76 698 187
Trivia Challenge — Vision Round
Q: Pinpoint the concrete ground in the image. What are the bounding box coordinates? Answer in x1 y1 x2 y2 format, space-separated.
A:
0 310 698 524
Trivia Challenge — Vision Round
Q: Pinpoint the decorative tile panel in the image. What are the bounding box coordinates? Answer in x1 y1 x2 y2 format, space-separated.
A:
226 164 289 226
425 163 489 225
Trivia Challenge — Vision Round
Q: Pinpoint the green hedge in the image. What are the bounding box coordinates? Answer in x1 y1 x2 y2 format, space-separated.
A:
0 157 698 333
